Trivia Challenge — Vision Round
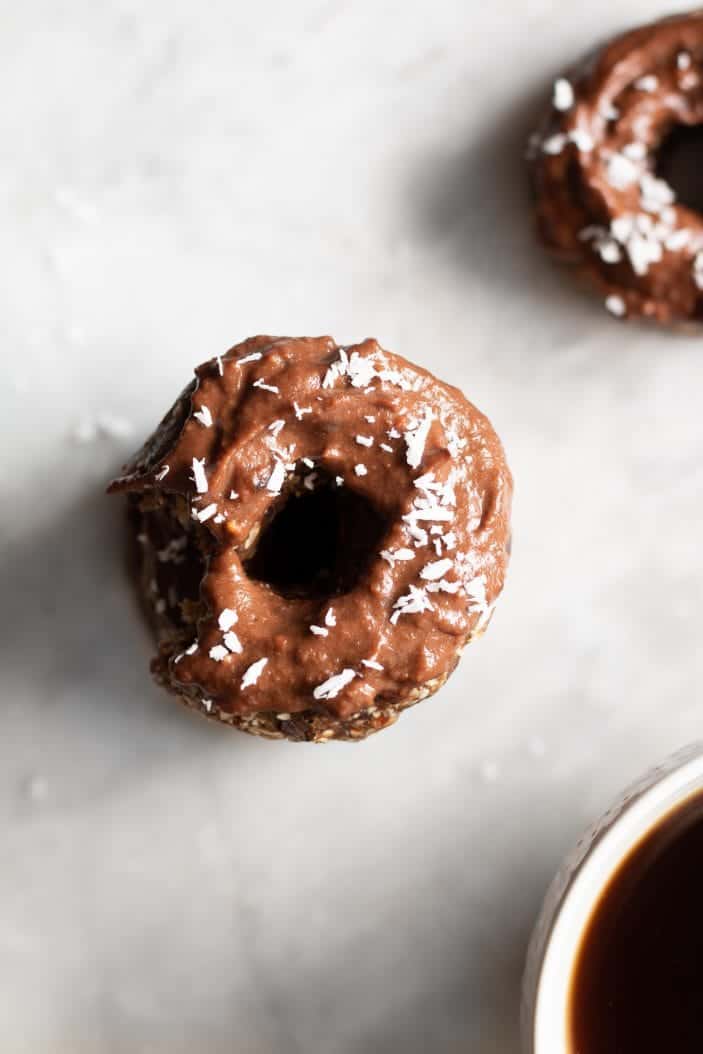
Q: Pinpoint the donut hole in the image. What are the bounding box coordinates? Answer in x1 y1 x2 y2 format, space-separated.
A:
244 478 389 599
656 124 703 214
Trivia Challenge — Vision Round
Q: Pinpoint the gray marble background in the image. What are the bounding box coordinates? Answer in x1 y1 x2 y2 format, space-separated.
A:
3 1 703 1050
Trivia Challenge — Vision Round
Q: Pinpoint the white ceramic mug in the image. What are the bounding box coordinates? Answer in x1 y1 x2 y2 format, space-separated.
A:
521 742 703 1053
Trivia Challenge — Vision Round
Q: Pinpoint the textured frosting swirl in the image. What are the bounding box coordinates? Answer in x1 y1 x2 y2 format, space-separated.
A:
110 336 512 729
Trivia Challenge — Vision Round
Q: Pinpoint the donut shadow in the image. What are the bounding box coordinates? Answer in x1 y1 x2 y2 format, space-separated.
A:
0 482 268 783
408 75 600 331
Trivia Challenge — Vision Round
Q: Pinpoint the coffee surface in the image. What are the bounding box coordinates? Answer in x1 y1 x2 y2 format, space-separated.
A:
569 791 703 1053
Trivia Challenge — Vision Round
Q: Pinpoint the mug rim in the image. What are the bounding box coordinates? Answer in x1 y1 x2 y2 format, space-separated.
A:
526 742 703 1054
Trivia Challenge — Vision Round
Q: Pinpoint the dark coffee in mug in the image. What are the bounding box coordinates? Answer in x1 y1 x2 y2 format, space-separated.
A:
569 790 703 1052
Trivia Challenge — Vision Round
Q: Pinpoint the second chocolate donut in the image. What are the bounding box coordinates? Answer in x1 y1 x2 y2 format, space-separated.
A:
529 10 703 325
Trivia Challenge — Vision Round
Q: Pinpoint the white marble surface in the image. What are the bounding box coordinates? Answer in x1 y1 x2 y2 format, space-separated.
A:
3 1 703 1050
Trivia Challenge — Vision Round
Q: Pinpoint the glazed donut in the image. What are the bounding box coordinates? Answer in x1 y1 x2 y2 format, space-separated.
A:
108 336 512 742
529 10 703 324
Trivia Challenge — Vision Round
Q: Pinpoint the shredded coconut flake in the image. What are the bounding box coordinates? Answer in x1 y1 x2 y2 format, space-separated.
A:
241 657 268 688
253 378 280 394
324 608 336 627
623 141 647 161
634 74 658 92
406 523 429 546
607 152 640 190
380 443 393 453
552 77 574 111
194 405 213 427
426 578 461 594
601 210 674 276
355 434 374 447
229 490 239 500
665 229 691 251
639 172 675 214
580 226 622 265
313 668 356 700
294 402 312 419
209 645 229 662
322 348 411 392
223 631 242 653
266 460 287 493
390 585 434 624
693 253 703 290
465 575 489 616
310 625 328 636
380 548 415 566
197 502 218 522
404 505 453 524
269 419 285 436
215 355 224 376
354 464 368 477
542 133 567 155
605 294 627 317
238 352 262 365
191 458 208 493
347 352 379 388
364 415 376 423
155 465 170 481
420 558 454 581
404 410 433 469
678 51 692 70
362 659 383 671
600 239 622 264
569 129 594 153
218 609 238 631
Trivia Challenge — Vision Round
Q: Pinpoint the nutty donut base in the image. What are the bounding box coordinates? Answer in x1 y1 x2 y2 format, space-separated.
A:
152 624 485 744
157 662 455 743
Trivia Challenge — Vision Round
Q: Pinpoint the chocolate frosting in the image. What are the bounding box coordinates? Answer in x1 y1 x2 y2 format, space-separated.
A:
110 336 512 729
529 10 703 324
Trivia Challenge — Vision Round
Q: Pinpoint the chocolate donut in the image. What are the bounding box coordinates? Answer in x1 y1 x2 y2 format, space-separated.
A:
529 10 703 324
108 336 512 742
